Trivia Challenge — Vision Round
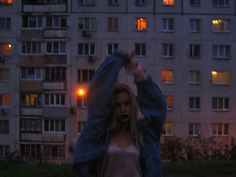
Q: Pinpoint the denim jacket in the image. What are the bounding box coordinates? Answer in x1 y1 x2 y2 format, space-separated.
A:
72 52 166 177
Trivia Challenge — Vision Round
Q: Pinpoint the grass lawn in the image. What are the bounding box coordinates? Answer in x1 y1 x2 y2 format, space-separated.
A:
1 160 236 177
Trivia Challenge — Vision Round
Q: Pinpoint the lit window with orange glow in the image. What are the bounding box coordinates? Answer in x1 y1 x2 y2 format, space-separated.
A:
162 0 174 6
166 95 174 110
161 70 174 84
212 19 230 32
136 17 147 31
0 93 10 107
0 0 13 5
211 70 230 85
0 43 12 56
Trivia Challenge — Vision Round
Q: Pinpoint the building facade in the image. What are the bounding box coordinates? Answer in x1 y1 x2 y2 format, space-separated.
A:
0 0 235 162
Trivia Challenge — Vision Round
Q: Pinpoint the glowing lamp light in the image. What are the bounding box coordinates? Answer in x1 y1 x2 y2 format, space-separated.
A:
76 88 87 97
8 44 12 48
212 71 217 75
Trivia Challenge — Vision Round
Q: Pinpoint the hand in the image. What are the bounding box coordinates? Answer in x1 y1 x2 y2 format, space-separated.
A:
126 60 148 80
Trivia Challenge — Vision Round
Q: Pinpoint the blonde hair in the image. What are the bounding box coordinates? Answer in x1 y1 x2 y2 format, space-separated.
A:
107 83 143 146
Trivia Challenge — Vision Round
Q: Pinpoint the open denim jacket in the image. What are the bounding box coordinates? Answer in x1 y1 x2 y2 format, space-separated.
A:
72 52 166 177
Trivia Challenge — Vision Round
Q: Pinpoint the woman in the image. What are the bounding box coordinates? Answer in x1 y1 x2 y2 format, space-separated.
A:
72 51 166 177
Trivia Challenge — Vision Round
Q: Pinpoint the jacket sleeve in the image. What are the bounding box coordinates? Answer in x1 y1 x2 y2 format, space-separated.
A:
81 52 130 139
136 76 166 137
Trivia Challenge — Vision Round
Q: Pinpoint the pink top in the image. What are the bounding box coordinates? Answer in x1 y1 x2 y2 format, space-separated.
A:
99 143 142 177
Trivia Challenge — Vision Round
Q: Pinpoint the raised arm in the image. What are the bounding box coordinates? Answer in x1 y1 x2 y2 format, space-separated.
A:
126 61 166 136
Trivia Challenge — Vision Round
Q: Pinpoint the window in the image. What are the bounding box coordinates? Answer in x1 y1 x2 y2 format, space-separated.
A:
78 120 86 133
44 93 65 106
46 16 67 28
189 19 201 32
45 67 66 81
189 96 200 110
213 0 229 7
77 69 95 82
136 17 147 31
213 45 230 59
189 70 200 84
162 44 174 58
211 70 230 85
189 0 200 6
108 0 119 6
20 144 41 160
189 123 200 136
44 119 65 132
0 0 12 5
78 17 96 31
20 93 41 107
0 69 10 81
135 0 145 6
162 0 174 6
162 18 174 32
166 95 174 110
212 123 229 136
189 44 201 58
20 68 43 80
107 17 118 32
0 17 10 30
212 19 230 32
0 93 10 107
0 145 9 158
161 70 174 84
20 119 42 133
22 0 66 4
43 145 65 159
77 96 88 108
107 43 118 55
135 43 146 57
212 97 229 111
0 43 12 56
78 43 95 56
22 16 43 29
79 0 95 6
46 41 66 55
0 120 9 134
21 41 42 55
162 122 173 136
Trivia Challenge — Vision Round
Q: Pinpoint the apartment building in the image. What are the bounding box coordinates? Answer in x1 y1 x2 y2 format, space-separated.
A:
0 0 235 162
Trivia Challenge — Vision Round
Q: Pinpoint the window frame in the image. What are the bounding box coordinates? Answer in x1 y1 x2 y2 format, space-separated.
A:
20 68 43 80
20 118 42 133
162 18 174 32
77 69 95 83
45 41 66 55
161 69 174 84
78 17 96 31
44 92 66 106
107 43 118 55
213 0 230 7
162 122 173 136
162 0 175 6
189 18 201 32
78 43 95 56
107 17 119 32
212 97 230 111
211 70 230 85
189 123 201 137
212 19 230 32
213 45 230 59
135 43 146 57
162 44 174 58
21 41 42 55
0 120 9 134
189 70 201 85
189 96 200 111
212 123 229 136
0 17 11 30
135 17 147 32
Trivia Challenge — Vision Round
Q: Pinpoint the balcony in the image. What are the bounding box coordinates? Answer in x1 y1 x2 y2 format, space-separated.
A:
43 82 65 90
20 107 42 116
44 29 68 38
22 4 67 13
42 133 66 142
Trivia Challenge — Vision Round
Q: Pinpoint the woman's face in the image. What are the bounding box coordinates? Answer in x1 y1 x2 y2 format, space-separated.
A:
114 91 131 123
